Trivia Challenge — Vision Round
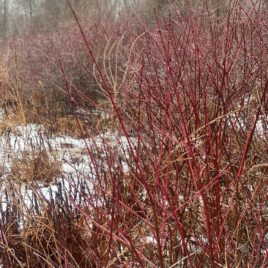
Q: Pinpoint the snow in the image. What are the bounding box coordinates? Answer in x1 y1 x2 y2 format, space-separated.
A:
227 112 267 139
0 123 135 228
255 115 267 137
140 236 158 245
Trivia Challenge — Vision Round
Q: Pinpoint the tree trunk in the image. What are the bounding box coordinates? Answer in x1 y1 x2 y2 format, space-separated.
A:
3 0 8 36
28 0 33 19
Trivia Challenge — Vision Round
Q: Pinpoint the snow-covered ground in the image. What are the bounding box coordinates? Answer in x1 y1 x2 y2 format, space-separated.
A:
0 123 136 228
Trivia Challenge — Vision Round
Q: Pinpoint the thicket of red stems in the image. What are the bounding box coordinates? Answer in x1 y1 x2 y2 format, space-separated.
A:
71 2 268 267
3 9 141 113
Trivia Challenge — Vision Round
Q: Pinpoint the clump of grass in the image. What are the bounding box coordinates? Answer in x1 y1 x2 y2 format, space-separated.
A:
10 150 61 185
43 116 89 138
0 61 26 134
0 113 25 135
0 206 93 267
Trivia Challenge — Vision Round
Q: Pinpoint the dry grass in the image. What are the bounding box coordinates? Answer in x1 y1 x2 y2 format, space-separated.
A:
0 207 93 268
10 150 62 185
43 116 89 138
0 61 26 134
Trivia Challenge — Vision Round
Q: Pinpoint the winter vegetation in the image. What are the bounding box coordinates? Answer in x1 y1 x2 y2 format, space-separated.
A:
0 0 267 267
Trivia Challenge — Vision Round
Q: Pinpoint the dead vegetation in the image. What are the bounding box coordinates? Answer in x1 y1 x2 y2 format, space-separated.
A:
0 206 93 268
10 150 61 186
